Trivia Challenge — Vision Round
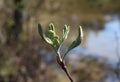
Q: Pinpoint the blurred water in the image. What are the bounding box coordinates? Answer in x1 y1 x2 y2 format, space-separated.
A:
69 15 120 64
68 15 120 82
86 15 120 63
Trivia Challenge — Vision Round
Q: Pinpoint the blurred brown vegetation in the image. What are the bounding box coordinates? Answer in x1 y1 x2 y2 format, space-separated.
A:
71 56 114 82
0 0 120 82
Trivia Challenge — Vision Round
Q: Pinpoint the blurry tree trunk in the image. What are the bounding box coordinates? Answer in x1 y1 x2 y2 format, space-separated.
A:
7 0 24 44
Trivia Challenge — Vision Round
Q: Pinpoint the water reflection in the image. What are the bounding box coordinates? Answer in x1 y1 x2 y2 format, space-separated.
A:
86 15 120 63
69 15 120 64
68 15 120 82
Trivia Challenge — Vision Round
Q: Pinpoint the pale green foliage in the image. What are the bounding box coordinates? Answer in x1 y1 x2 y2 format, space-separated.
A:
66 26 83 55
38 23 83 82
38 24 53 45
38 23 83 58
61 24 70 44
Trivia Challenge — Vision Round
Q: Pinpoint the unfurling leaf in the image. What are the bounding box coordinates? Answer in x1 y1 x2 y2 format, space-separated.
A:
65 26 83 54
38 24 53 45
38 23 61 53
49 23 55 31
38 23 83 56
61 25 70 44
38 23 83 82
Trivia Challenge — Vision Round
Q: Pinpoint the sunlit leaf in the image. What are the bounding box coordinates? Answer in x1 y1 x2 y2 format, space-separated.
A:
49 23 55 31
38 24 53 45
61 25 70 43
65 26 83 54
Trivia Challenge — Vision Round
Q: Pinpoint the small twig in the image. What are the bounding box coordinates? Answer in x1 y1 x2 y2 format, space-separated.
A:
62 65 73 82
56 55 74 82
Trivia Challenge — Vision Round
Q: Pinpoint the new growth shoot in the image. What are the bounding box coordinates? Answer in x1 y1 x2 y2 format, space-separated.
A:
38 23 83 82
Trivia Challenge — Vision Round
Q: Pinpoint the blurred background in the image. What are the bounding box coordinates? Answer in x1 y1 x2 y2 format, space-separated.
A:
0 0 120 82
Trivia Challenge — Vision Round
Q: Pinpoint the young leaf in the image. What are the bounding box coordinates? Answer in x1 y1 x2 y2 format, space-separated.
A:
49 30 55 40
65 26 83 55
48 23 61 52
38 24 53 45
49 23 55 31
61 25 70 44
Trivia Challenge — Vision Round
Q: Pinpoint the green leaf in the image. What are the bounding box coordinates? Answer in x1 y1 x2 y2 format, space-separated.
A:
61 25 70 43
38 24 53 45
49 30 55 40
49 23 55 31
66 26 83 54
38 23 83 56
